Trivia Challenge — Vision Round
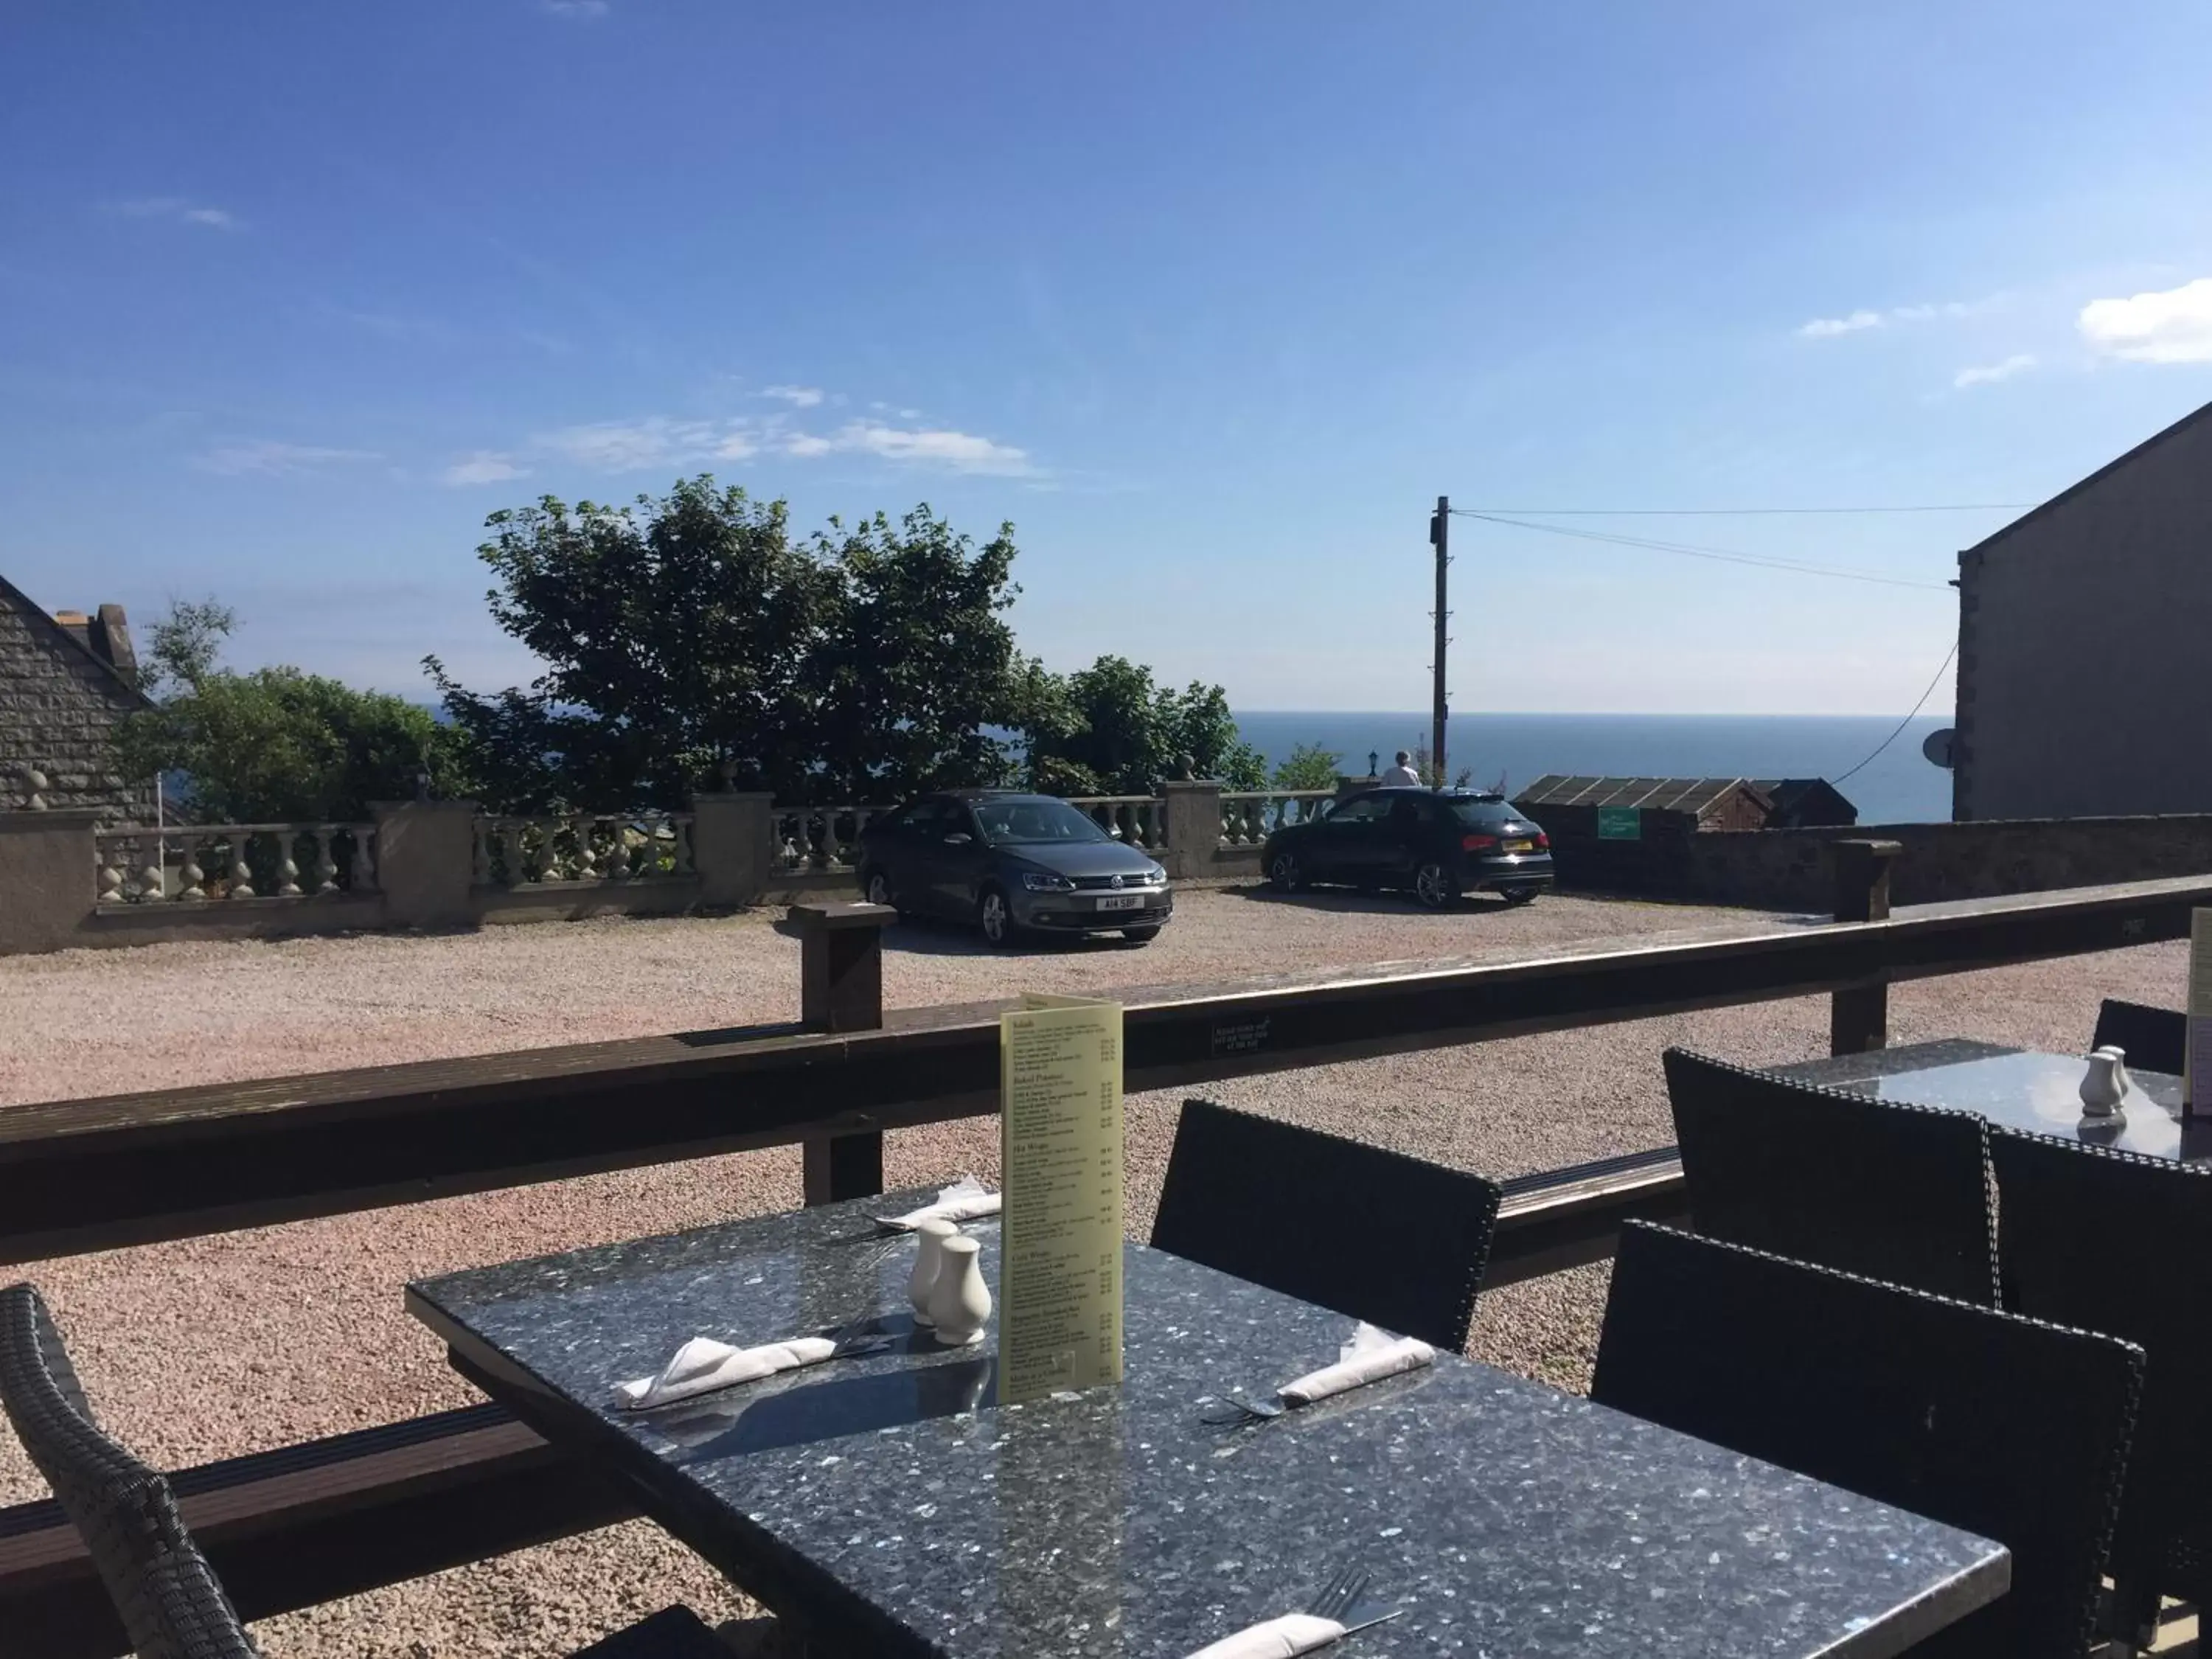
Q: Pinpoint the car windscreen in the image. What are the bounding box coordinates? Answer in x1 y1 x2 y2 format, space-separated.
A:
973 799 1112 845
1447 798 1520 827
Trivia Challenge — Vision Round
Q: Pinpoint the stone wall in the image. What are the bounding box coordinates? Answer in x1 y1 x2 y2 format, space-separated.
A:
1554 813 2212 912
0 582 149 819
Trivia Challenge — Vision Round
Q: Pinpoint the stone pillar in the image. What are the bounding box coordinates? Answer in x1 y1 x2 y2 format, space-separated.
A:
1334 774 1381 801
369 800 480 930
691 792 776 907
1161 779 1224 882
1829 838 1903 1055
793 901 896 1204
0 811 98 955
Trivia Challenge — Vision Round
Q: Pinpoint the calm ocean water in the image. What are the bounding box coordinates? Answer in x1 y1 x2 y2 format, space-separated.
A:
1234 712 1953 827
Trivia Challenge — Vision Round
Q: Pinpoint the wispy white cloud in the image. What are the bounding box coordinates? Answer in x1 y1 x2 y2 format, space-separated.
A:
197 440 380 476
543 0 608 15
534 412 1034 476
826 422 1031 475
2079 276 2212 364
442 451 528 487
760 384 824 408
1952 353 2037 389
1797 294 2003 340
1798 310 1883 339
109 197 238 230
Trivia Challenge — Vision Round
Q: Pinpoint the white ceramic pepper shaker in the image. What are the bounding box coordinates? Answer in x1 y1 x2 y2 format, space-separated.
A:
926 1235 992 1346
908 1217 959 1326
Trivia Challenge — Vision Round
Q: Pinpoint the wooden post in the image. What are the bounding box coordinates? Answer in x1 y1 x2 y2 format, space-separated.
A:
792 901 896 1203
1430 495 1450 785
1829 839 1902 1055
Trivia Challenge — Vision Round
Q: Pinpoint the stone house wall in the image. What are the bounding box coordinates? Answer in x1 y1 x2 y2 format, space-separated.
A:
0 577 152 820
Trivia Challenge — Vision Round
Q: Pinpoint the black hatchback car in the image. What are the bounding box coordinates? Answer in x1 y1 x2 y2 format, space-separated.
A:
1262 787 1553 908
855 791 1173 946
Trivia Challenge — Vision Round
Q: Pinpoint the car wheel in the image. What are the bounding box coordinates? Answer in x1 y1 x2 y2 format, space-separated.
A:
1122 925 1162 944
1267 850 1302 892
978 886 1016 947
1413 860 1460 909
1504 886 1540 907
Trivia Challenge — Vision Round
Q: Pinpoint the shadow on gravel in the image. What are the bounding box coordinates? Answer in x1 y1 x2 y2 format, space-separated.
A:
1220 883 1517 917
772 912 1153 959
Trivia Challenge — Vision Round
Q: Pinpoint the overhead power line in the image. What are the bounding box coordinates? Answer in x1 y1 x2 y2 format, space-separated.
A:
1832 643 1959 785
1452 504 2028 517
1457 512 1954 592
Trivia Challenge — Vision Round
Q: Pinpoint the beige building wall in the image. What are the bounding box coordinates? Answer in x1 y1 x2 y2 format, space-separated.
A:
1955 403 2212 821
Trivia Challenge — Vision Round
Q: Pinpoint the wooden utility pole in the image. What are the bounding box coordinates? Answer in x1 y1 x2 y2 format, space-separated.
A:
1429 495 1450 785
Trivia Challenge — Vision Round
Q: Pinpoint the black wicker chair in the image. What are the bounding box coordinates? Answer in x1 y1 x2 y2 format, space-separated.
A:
1663 1047 2000 1303
1591 1222 2142 1659
1989 1128 2212 1636
1150 1099 1503 1350
0 1282 732 1659
2089 998 2186 1076
0 1283 197 1655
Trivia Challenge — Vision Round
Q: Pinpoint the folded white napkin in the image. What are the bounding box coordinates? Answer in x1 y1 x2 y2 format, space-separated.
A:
1277 1323 1436 1408
1185 1612 1346 1659
879 1176 1001 1231
611 1335 837 1410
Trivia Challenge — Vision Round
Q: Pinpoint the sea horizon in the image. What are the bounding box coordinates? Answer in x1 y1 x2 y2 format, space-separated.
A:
1231 710 1953 827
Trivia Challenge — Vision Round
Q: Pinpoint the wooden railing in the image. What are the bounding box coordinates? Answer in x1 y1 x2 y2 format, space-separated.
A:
7 850 2210 1657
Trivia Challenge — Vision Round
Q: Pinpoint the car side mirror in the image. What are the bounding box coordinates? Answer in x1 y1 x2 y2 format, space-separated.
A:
943 832 973 847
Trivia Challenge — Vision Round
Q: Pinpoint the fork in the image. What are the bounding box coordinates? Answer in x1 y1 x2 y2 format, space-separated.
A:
1200 1386 1285 1425
821 1316 895 1360
1306 1566 1371 1624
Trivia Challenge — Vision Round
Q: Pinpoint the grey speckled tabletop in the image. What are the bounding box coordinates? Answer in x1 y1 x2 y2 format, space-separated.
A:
1778 1038 2209 1161
408 1194 2006 1659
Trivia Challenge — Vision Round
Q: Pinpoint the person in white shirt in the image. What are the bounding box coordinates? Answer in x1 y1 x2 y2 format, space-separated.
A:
1380 750 1423 787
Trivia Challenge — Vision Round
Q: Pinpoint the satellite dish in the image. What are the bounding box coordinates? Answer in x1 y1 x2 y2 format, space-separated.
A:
1921 727 1955 770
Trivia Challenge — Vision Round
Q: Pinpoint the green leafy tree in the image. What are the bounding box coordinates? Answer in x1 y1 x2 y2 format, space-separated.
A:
430 481 1046 810
1273 742 1340 791
428 481 839 810
808 507 1044 801
1022 656 1266 794
115 600 456 821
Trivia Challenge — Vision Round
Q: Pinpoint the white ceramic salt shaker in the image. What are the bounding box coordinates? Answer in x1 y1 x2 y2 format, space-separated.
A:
2081 1048 2127 1117
926 1235 991 1346
908 1217 959 1327
2094 1044 2132 1099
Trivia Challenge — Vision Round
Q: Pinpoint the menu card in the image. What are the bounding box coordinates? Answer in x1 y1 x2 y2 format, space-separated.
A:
2191 909 2212 1116
997 992 1124 1405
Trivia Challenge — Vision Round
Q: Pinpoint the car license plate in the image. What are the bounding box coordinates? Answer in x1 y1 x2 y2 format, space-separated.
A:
1096 894 1143 911
1502 839 1534 853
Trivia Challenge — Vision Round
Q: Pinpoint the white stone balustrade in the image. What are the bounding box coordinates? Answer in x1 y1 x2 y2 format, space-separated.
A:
772 805 878 873
1217 790 1335 847
1068 796 1166 850
470 813 695 888
93 824 378 906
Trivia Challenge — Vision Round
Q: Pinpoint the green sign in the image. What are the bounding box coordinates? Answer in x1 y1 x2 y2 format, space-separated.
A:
1597 806 1641 841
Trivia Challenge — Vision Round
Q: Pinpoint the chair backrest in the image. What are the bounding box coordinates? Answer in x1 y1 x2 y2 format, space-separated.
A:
1663 1047 1999 1302
2090 998 2185 1076
0 1284 260 1659
1150 1099 1502 1349
1990 1127 2212 1594
1592 1222 2142 1659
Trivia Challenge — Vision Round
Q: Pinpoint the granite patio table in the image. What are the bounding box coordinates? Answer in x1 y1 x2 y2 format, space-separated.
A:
406 1193 2008 1658
1775 1037 2207 1162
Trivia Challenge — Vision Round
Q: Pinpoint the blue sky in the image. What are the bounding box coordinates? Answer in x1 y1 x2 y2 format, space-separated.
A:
4 1 2210 715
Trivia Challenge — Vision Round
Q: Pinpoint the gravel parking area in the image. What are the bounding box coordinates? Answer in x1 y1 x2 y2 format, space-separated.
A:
0 884 2188 1655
